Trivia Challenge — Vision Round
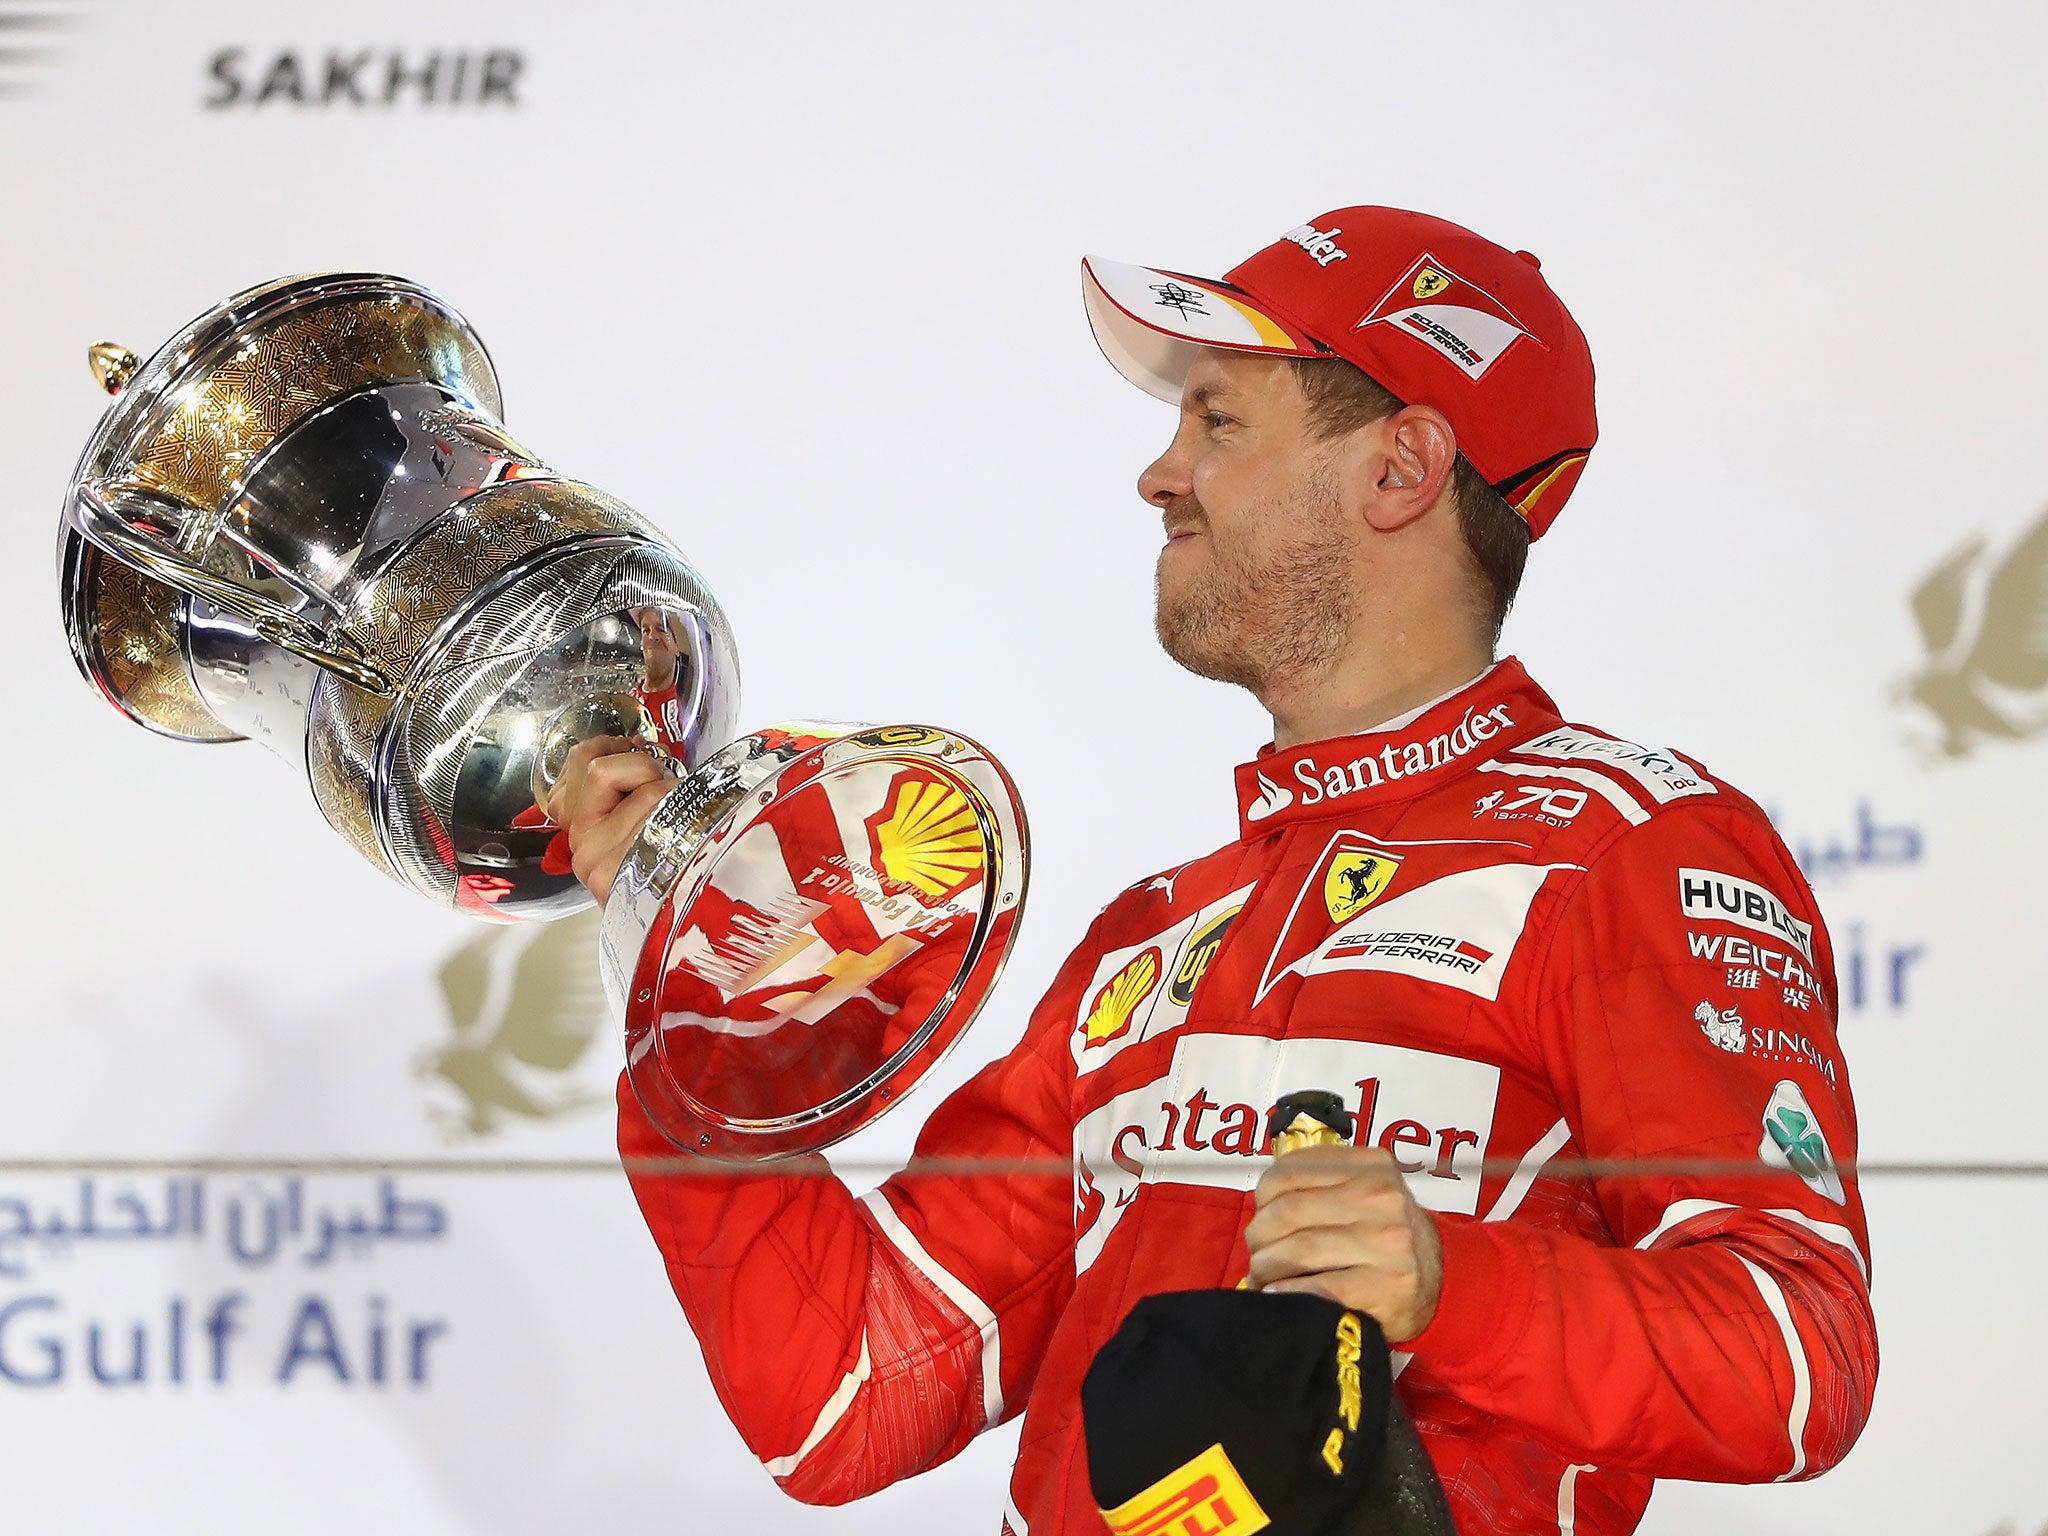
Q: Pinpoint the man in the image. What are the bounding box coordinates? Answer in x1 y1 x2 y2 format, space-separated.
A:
553 206 1877 1535
628 605 690 755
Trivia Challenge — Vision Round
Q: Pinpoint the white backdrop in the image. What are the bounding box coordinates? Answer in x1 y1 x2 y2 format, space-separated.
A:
2 2 2044 1531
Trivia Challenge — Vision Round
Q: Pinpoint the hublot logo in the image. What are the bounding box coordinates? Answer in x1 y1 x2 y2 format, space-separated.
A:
204 48 524 109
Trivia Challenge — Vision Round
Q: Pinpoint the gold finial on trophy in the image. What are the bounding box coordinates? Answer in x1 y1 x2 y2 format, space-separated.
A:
88 342 142 397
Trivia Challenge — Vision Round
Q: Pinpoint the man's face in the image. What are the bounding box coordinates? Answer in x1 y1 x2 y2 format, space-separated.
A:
633 607 681 688
1140 351 1357 695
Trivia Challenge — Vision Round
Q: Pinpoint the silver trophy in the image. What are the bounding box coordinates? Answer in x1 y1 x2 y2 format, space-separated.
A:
59 273 1027 1157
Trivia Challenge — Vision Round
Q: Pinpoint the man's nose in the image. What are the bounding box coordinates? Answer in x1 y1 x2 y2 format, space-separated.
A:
1138 440 1193 507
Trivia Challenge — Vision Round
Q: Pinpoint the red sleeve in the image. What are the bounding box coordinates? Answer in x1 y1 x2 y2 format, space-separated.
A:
1404 803 1877 1483
616 925 1094 1505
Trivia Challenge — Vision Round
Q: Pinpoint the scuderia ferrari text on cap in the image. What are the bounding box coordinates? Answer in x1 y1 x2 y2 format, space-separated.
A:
1081 206 1599 538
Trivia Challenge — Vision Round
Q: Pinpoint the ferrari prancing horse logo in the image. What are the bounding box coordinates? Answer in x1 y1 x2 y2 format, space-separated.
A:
1324 850 1402 923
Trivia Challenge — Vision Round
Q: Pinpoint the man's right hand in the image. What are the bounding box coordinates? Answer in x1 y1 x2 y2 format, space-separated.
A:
551 736 679 906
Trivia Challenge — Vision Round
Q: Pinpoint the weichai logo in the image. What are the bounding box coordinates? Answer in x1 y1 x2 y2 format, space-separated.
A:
1082 950 1162 1048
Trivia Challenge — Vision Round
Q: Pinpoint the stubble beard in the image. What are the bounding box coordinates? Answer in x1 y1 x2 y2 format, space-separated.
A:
1154 475 1357 697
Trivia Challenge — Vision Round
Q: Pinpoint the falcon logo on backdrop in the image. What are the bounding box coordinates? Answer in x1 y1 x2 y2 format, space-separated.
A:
0 1 85 101
418 909 612 1137
1899 506 2048 759
205 47 524 108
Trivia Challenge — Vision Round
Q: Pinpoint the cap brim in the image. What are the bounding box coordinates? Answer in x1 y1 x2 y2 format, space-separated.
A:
1082 256 1324 403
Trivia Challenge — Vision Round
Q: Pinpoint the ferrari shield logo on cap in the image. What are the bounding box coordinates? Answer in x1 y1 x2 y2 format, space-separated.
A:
1359 252 1542 382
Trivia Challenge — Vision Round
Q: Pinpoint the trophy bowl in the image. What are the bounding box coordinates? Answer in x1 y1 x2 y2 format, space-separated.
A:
57 273 738 920
601 723 1028 1159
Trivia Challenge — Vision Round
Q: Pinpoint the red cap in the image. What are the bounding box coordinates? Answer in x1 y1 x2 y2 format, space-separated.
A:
1081 206 1598 538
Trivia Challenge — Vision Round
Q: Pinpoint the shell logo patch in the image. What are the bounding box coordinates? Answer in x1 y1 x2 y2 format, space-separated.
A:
1082 948 1162 1047
1324 849 1402 923
871 777 983 900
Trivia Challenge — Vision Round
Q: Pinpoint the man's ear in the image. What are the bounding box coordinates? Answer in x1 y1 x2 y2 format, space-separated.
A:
1342 407 1458 533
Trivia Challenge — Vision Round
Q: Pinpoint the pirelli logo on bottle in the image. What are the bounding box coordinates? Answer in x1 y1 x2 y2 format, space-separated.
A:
1099 1442 1270 1536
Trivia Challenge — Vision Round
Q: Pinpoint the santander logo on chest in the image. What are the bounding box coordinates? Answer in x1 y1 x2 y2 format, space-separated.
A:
1234 666 1548 836
1072 1031 1503 1276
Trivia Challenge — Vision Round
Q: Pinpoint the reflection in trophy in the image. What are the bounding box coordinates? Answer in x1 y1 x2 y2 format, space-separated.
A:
57 272 1028 1159
599 723 1027 1159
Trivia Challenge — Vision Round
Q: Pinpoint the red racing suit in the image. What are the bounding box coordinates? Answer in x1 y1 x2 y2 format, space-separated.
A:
617 659 1876 1535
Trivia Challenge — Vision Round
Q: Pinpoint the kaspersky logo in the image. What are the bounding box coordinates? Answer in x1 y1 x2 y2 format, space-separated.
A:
1758 1080 1845 1204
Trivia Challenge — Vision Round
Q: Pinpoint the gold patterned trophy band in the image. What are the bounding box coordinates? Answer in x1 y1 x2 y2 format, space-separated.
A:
131 294 497 537
71 285 501 742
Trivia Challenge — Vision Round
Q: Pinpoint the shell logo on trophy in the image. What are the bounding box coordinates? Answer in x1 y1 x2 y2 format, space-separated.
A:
58 273 1028 1160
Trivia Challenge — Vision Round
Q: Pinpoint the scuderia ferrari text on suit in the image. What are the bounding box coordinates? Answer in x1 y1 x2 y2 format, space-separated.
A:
617 660 1875 1536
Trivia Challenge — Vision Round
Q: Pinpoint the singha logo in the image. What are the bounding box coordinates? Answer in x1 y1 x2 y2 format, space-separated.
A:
416 909 610 1137
1694 1000 1746 1054
1900 509 2048 758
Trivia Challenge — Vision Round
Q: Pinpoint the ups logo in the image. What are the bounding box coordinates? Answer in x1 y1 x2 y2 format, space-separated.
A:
417 909 610 1136
1901 508 2048 757
1170 906 1241 1006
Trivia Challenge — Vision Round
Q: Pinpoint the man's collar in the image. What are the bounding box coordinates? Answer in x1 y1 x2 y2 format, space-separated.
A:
1233 658 1561 837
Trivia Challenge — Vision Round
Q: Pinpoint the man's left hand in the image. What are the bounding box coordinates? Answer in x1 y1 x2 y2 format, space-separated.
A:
1242 1144 1444 1344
